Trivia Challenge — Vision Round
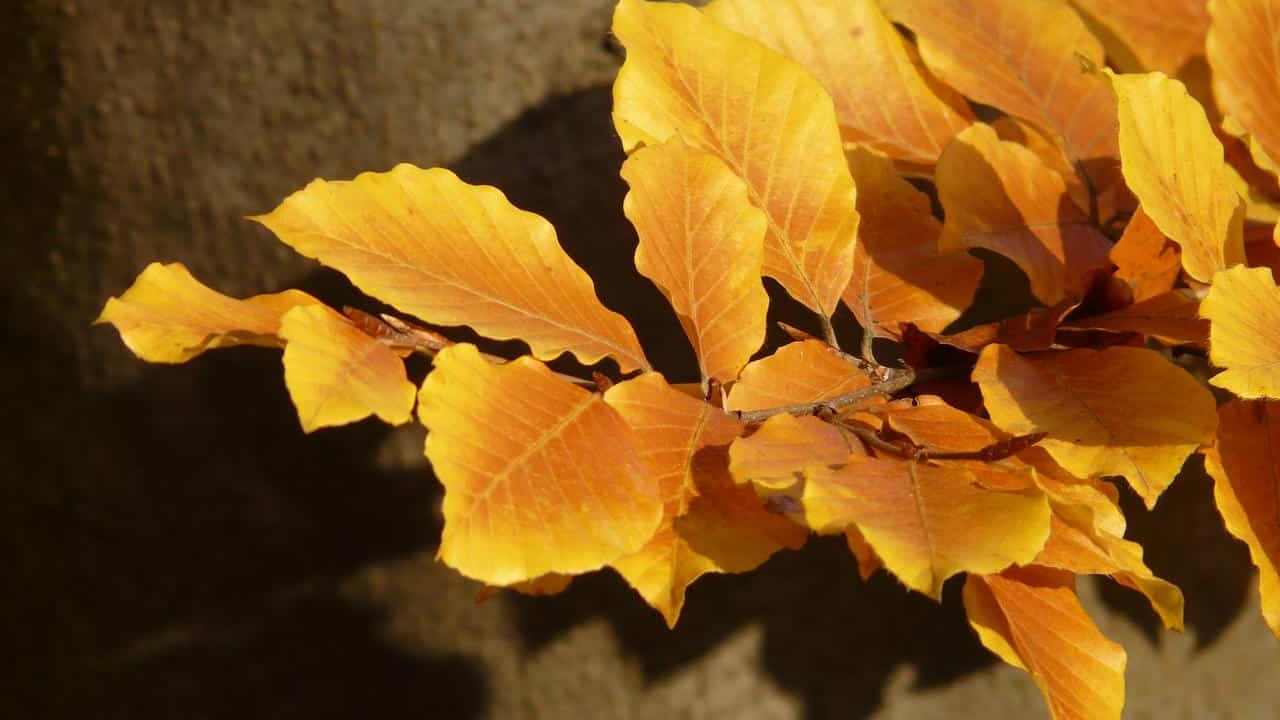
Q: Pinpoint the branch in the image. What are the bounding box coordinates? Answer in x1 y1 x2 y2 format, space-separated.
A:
729 364 916 424
839 421 1048 463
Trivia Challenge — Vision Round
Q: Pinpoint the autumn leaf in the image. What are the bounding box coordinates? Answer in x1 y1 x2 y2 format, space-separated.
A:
612 0 859 318
1204 399 1280 636
876 395 1006 452
96 262 320 363
845 526 883 581
1071 0 1208 74
974 344 1218 507
705 0 973 166
279 305 416 432
1207 0 1280 182
933 300 1080 355
725 340 871 413
936 123 1111 305
620 138 768 386
964 567 1126 720
729 414 860 489
1108 70 1246 283
1109 206 1181 302
844 147 983 339
1063 289 1209 347
253 165 648 372
1201 258 1280 399
418 344 661 586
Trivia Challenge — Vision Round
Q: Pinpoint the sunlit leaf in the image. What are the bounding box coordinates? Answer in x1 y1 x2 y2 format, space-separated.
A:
1071 0 1208 74
877 395 1005 452
253 165 648 371
844 147 983 339
620 138 768 386
1204 399 1280 636
964 567 1126 720
1201 262 1280 399
845 526 882 581
973 344 1218 507
1063 290 1209 347
96 262 320 363
1108 70 1246 283
726 340 871 413
1109 206 1180 302
1208 0 1280 182
729 414 860 489
706 0 973 166
279 305 416 432
612 0 859 317
937 123 1111 304
418 344 661 586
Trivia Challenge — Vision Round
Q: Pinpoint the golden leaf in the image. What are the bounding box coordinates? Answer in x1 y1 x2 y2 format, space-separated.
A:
279 305 416 432
1204 399 1280 636
1202 265 1280 399
964 567 1126 720
729 414 860 490
705 0 973 165
418 344 661 586
1063 289 1209 347
843 147 983 338
96 262 320 363
253 165 648 371
1108 70 1246 283
1071 0 1209 74
878 395 1007 452
620 138 768 385
973 344 1218 507
845 526 883 581
725 340 870 413
937 123 1111 304
612 0 859 317
1109 206 1181 302
1208 0 1280 181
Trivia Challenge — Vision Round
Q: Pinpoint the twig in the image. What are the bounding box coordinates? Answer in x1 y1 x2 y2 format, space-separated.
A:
778 322 878 375
729 365 916 424
819 314 840 347
838 421 1048 463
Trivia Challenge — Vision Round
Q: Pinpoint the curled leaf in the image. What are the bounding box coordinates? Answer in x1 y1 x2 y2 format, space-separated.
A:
1109 206 1181 302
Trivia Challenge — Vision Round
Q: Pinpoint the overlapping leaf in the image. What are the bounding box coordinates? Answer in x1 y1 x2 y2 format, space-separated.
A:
1109 206 1181 302
729 414 860 489
1208 0 1280 181
253 165 648 371
1064 290 1209 347
1071 0 1209 74
418 344 661 586
1201 263 1280 399
620 138 768 386
974 345 1218 507
612 0 859 318
726 340 871 413
705 0 973 166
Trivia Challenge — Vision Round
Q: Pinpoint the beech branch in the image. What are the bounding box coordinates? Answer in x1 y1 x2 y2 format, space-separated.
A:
729 364 916 424
839 420 1048 463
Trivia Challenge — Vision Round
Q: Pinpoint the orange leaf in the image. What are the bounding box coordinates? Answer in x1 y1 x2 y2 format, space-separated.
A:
964 567 1126 720
612 0 859 317
1071 0 1209 74
96 262 320 363
845 526 883 581
1201 265 1280 399
705 0 973 166
937 124 1111 304
843 147 983 338
1208 0 1280 181
1064 289 1209 347
1109 206 1181 302
279 305 416 432
475 574 574 605
729 414 860 489
877 395 1006 452
417 344 661 586
253 165 648 371
974 345 1218 507
934 300 1080 354
620 138 769 386
1204 399 1280 636
725 340 871 413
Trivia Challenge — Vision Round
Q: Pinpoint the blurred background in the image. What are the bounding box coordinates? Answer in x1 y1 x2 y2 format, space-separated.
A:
5 1 1277 717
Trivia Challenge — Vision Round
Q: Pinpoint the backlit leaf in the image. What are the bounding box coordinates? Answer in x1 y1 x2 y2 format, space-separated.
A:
620 138 768 385
729 414 860 489
1201 264 1280 399
705 0 973 166
612 0 859 317
937 123 1111 304
726 340 871 413
418 344 661 586
253 165 648 371
1063 290 1209 347
974 344 1218 507
96 262 320 363
1207 0 1280 181
964 567 1126 720
1108 70 1246 283
1109 206 1181 302
1204 399 1280 635
1071 0 1208 74
279 305 416 432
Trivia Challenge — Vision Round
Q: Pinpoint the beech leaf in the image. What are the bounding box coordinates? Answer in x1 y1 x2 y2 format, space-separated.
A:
1208 0 1280 182
1063 289 1209 347
1109 206 1181 302
1201 265 1280 399
726 340 871 413
729 414 860 490
1071 0 1209 74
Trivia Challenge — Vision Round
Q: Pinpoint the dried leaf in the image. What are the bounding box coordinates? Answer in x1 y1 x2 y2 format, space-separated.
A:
729 414 860 489
253 165 648 371
418 344 661 585
620 138 768 385
1063 289 1209 347
1202 265 1280 399
1071 0 1208 74
1109 206 1181 302
612 0 859 317
1208 0 1280 181
726 340 870 413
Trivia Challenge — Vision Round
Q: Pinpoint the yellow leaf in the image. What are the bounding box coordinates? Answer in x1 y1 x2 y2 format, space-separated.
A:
1202 261 1280 399
620 138 768 385
96 262 320 363
729 414 860 489
973 345 1218 507
937 124 1111 304
612 0 859 317
1063 289 1209 347
705 0 973 166
1109 206 1181 302
253 165 648 371
844 147 983 338
475 573 574 605
725 340 871 413
279 305 416 432
418 344 661 586
1204 399 1280 636
885 0 1119 191
795 456 1050 598
1071 0 1209 74
964 567 1127 720
1108 70 1246 283
1208 0 1280 182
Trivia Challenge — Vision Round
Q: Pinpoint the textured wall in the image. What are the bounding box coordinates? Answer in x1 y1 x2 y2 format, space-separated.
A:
5 1 1277 718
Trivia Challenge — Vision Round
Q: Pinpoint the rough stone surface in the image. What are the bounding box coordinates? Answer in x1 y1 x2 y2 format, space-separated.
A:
5 1 1278 718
